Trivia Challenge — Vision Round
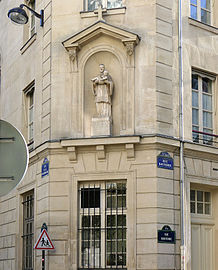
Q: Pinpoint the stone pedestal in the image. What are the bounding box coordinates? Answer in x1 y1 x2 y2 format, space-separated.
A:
91 117 112 137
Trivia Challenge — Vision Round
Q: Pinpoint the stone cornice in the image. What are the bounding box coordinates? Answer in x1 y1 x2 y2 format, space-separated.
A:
62 20 140 59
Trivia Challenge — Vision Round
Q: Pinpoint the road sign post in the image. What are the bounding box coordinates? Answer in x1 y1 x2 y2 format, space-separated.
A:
34 223 55 270
0 120 29 196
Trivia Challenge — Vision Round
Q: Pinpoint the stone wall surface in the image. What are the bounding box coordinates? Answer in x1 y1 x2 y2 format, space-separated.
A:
0 0 217 269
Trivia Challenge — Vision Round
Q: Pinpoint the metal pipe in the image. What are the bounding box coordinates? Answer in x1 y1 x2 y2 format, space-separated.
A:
178 0 185 269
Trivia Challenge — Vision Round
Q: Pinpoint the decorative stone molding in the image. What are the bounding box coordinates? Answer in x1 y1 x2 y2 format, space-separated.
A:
125 143 135 158
96 145 106 160
67 146 77 161
62 21 140 59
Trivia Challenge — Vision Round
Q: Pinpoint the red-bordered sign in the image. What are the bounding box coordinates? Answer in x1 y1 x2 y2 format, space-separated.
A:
34 229 55 250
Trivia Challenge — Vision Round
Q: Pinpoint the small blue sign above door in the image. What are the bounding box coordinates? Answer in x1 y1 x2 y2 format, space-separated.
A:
41 158 49 178
157 152 174 170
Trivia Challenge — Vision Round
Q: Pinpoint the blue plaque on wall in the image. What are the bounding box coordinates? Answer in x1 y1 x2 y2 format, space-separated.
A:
157 152 174 170
158 225 175 244
41 158 49 178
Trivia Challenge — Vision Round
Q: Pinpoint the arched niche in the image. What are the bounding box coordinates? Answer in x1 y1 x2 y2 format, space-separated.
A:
84 50 122 137
63 20 140 138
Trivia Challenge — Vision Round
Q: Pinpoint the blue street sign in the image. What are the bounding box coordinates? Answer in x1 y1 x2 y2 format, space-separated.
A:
41 158 49 178
157 152 174 170
158 225 175 244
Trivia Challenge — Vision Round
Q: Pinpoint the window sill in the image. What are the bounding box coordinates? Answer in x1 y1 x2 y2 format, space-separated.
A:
188 17 218 35
20 33 37 55
80 7 126 18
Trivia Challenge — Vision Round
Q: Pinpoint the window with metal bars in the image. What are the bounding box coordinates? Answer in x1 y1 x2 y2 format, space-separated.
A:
78 182 127 269
22 191 34 270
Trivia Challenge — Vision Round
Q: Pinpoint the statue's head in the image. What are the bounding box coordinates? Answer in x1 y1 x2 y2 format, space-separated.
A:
99 64 105 73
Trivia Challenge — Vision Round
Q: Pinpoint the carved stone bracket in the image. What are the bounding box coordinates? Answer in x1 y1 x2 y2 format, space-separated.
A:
96 145 106 160
122 40 137 56
66 45 80 62
67 146 77 161
125 143 135 159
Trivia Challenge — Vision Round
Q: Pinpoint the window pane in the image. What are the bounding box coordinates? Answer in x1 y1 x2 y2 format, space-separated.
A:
82 216 90 227
202 77 212 93
107 183 117 195
190 5 197 19
107 229 116 239
197 191 203 201
117 183 126 194
190 190 195 201
118 228 126 239
192 126 199 142
205 192 211 202
118 240 126 252
192 108 199 125
81 188 100 208
88 0 100 11
107 241 116 252
201 9 211 24
205 204 211 214
92 215 101 227
107 215 116 227
191 0 197 4
118 196 126 208
203 111 212 128
201 0 210 9
117 254 126 265
197 203 203 213
107 254 116 265
29 92 34 106
203 94 212 111
107 0 122 9
191 202 195 213
107 196 116 208
203 128 213 144
92 229 101 239
192 74 198 90
192 91 199 107
117 215 126 226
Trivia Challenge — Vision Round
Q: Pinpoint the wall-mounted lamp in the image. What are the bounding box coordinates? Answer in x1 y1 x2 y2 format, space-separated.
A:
8 4 44 27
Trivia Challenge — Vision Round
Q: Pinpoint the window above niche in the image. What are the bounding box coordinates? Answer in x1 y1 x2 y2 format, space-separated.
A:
85 0 123 11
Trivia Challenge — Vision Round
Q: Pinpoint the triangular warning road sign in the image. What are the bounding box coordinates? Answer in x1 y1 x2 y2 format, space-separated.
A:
34 229 55 250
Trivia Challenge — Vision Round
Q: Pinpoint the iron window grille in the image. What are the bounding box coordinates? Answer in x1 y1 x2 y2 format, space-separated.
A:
78 182 127 269
22 192 34 270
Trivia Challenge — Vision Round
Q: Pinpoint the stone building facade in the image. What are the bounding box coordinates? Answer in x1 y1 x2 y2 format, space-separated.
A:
0 0 218 270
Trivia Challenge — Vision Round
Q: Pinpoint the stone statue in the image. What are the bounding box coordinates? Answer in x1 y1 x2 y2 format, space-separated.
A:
91 64 113 117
